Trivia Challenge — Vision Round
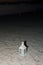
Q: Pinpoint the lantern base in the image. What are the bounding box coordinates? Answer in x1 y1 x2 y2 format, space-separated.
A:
19 51 28 56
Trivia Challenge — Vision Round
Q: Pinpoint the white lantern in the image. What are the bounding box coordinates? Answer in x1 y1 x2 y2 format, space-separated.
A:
19 41 27 56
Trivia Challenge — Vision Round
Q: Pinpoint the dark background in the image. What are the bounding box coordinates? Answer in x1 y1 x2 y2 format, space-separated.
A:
0 0 42 2
0 1 43 28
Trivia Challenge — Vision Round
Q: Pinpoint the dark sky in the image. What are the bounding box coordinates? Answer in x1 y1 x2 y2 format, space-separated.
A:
0 1 43 27
0 3 43 15
0 14 43 27
0 0 38 2
0 0 35 2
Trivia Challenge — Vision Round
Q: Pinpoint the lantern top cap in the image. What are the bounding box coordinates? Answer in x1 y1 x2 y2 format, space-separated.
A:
21 41 24 46
19 41 26 49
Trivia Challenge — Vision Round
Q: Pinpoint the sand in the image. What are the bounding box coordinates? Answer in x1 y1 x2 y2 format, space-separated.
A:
0 26 43 65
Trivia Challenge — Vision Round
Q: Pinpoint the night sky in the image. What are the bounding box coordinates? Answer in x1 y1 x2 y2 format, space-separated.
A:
0 0 41 2
0 1 43 28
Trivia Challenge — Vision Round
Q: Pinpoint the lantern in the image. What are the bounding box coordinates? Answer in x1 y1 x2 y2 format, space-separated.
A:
19 41 27 56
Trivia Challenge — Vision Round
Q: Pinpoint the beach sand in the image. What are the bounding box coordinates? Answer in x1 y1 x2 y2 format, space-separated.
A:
0 26 43 65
